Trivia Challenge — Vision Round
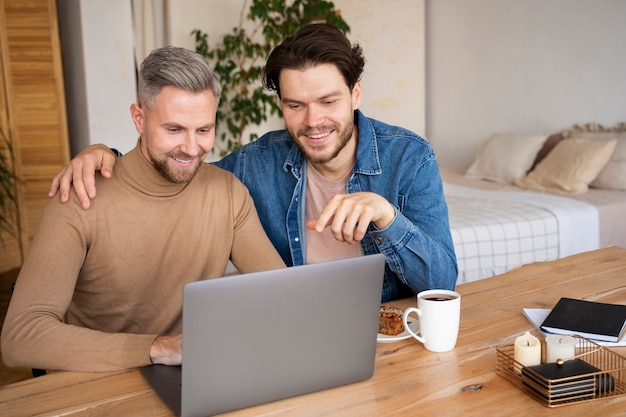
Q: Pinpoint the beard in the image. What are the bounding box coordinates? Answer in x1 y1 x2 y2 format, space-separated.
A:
295 122 354 164
148 150 204 183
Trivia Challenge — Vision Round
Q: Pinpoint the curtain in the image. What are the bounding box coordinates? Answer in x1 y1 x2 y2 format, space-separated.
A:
131 0 169 69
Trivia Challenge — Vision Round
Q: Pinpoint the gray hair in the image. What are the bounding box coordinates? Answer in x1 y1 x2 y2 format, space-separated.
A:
138 46 221 108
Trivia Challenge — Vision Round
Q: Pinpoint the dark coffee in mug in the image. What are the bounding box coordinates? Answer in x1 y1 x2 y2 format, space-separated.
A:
405 289 461 352
423 294 457 301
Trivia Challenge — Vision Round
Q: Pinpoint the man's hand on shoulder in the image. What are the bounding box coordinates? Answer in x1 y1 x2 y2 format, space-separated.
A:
48 144 119 209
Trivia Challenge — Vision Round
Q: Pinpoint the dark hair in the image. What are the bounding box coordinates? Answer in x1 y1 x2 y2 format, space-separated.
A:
138 46 221 108
262 23 365 98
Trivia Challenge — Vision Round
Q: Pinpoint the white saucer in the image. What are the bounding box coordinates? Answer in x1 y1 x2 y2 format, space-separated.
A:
377 319 419 343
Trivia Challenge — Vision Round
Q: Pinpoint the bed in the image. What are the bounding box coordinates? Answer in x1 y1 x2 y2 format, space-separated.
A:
440 123 626 285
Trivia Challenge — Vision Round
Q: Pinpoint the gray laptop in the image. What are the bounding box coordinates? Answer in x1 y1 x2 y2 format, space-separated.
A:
141 254 386 417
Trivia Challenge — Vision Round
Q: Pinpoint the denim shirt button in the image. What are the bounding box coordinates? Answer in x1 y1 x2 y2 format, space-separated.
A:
294 237 299 242
375 237 383 243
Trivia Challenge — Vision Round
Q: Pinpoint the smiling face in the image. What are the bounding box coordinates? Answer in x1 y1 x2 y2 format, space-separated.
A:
279 63 362 178
130 85 217 183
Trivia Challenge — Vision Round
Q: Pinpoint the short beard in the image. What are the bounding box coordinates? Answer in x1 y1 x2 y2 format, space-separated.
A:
296 124 354 164
149 151 202 183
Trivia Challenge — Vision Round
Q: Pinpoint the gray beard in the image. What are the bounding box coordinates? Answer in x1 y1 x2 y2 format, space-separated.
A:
149 152 201 184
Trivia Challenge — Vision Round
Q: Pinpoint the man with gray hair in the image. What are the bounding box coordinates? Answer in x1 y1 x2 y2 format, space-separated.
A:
1 47 285 372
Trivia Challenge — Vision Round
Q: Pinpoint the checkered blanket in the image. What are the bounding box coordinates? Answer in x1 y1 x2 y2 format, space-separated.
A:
444 184 599 284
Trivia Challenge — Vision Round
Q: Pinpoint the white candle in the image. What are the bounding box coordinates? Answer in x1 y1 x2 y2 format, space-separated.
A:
513 331 541 373
545 335 576 363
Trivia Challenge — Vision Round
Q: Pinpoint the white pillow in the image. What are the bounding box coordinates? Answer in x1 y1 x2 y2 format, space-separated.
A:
465 132 548 184
568 131 626 191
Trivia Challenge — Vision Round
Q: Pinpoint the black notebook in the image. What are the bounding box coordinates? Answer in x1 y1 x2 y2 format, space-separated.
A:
540 298 626 343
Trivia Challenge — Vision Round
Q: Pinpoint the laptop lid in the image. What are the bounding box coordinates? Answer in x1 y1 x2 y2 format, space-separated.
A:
173 254 385 417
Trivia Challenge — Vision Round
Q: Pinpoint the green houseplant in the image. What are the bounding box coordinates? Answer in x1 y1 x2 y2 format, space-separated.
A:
192 0 350 156
0 127 19 243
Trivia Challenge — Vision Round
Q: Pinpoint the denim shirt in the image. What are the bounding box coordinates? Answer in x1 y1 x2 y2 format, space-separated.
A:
215 110 457 301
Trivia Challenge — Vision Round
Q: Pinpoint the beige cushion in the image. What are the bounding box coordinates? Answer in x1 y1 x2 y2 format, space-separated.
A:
514 137 618 194
567 131 626 191
465 132 548 184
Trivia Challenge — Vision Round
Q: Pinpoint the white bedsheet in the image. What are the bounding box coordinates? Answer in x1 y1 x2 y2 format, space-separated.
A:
444 183 600 284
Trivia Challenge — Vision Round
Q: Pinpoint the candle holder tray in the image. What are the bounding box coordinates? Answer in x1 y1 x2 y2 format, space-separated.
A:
496 334 626 407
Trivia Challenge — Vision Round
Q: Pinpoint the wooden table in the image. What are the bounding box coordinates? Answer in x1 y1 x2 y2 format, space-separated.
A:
2 246 626 416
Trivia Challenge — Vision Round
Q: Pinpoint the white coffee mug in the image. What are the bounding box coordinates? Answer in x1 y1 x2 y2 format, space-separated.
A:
402 289 461 352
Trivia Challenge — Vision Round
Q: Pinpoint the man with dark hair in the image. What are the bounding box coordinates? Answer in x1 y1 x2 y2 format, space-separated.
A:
2 46 285 372
49 23 457 302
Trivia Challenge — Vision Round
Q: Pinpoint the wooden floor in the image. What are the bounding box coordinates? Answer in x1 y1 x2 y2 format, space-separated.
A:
0 268 32 385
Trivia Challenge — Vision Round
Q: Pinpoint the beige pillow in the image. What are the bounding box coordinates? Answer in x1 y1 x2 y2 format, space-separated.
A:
514 137 618 194
568 131 626 191
465 132 548 184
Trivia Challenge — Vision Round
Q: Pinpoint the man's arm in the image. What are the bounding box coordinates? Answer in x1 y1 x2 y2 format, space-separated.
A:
0 195 160 371
369 156 458 295
1 188 182 371
49 144 119 209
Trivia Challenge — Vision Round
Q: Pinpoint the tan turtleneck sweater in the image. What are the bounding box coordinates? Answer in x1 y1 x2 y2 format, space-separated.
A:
1 142 285 372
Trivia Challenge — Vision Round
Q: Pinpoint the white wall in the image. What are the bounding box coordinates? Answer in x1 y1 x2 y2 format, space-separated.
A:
336 0 425 137
58 0 138 155
426 0 626 166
